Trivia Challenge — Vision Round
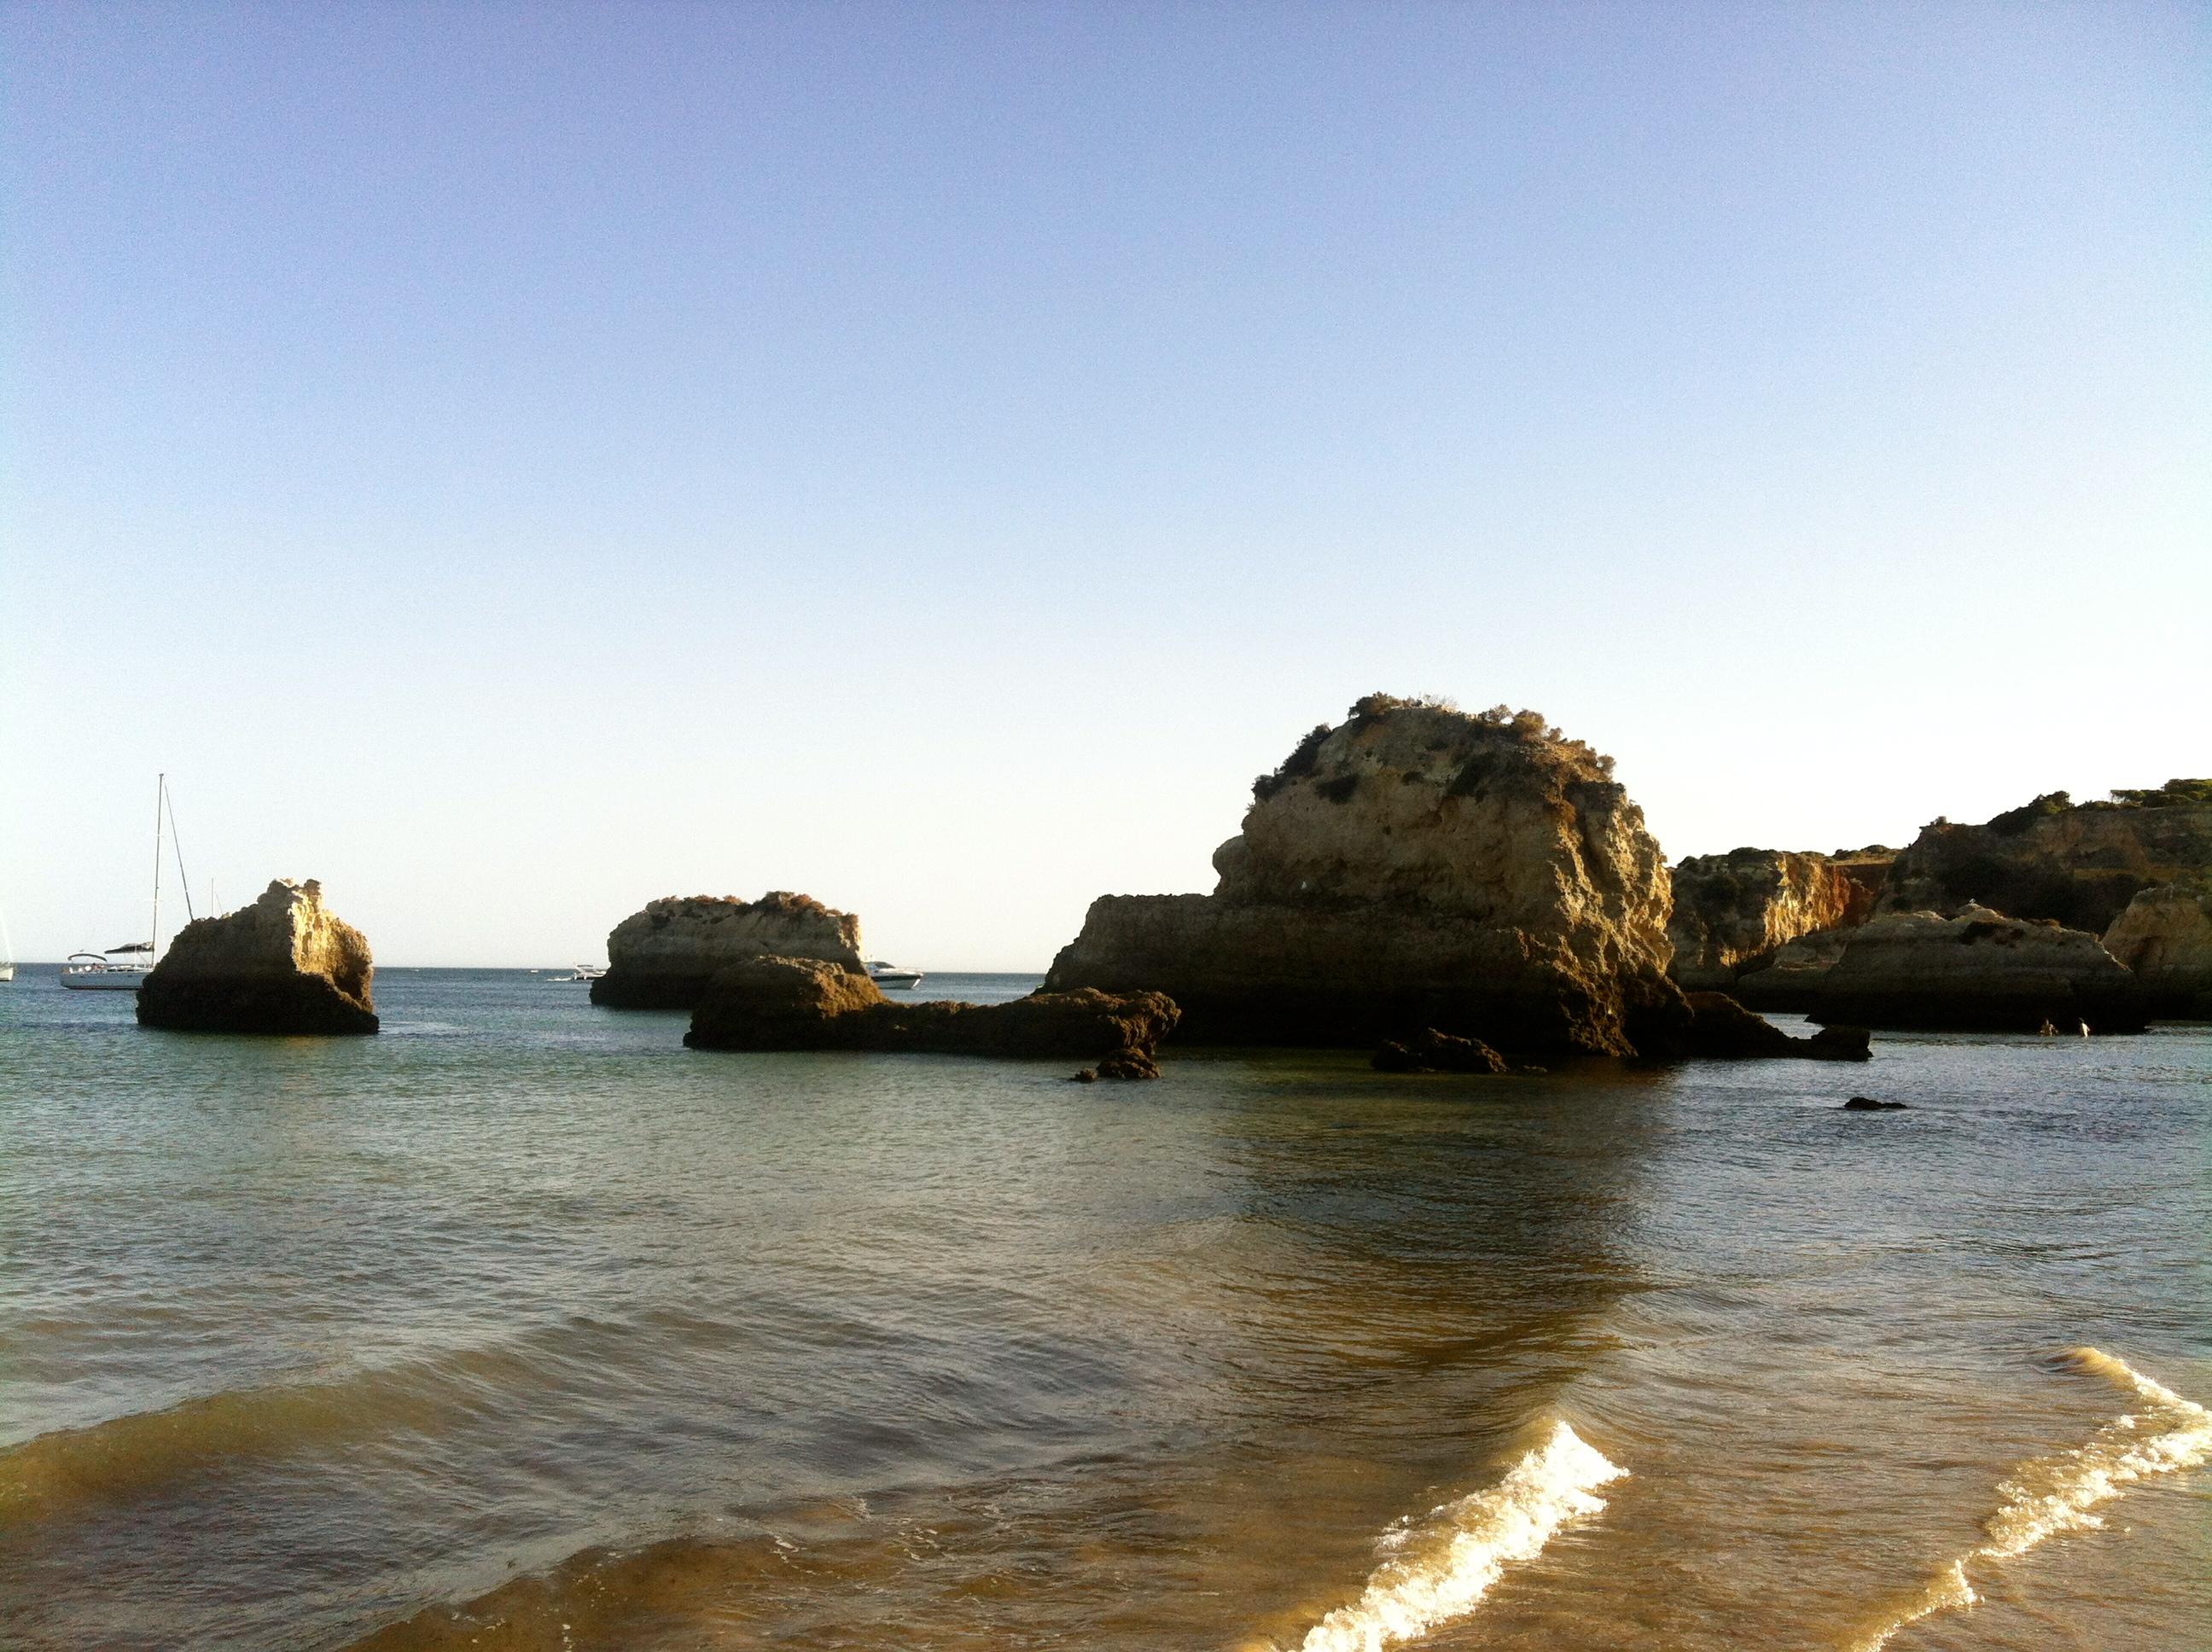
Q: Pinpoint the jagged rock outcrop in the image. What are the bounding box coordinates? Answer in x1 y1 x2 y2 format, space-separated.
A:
1044 696 1690 1056
1372 1028 1513 1074
1882 780 2212 934
1667 848 1889 989
1675 992 1870 1061
137 879 377 1035
2101 883 2212 1017
684 955 1178 1073
1807 905 2150 1032
592 893 864 1009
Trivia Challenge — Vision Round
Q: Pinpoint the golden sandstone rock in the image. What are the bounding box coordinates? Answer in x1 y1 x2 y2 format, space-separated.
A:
1045 696 1690 1056
137 879 377 1035
592 893 865 1009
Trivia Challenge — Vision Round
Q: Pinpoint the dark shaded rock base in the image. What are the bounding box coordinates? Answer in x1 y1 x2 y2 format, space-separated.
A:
688 982 1179 1073
138 977 379 1035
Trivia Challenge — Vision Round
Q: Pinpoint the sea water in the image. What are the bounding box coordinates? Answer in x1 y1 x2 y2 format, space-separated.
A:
1 968 2206 1650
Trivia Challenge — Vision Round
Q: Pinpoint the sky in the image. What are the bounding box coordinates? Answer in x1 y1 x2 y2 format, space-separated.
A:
3 1 2207 968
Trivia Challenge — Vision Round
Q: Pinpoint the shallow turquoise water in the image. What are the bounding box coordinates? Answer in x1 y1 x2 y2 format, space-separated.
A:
1 968 2206 1650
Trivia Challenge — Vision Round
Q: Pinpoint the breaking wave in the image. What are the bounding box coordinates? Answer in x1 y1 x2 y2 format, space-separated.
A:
1841 1347 2212 1651
1287 1419 1625 1652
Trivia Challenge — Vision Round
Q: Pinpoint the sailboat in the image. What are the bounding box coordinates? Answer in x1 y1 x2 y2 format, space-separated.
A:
61 776 195 992
0 903 15 983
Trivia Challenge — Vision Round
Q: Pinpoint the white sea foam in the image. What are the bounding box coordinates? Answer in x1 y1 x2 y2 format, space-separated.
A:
1842 1347 2212 1651
1291 1419 1625 1652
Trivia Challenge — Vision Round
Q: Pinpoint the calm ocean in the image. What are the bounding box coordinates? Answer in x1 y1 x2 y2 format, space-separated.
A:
2 968 2206 1650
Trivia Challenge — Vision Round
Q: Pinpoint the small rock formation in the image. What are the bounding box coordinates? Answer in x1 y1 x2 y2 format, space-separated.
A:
592 893 864 1009
1045 696 1689 1057
137 879 377 1035
1807 905 2150 1032
1676 992 1871 1061
1372 1028 1512 1074
1667 848 1888 990
1842 1096 1908 1111
684 956 1178 1074
1881 780 2212 934
2101 882 2212 1018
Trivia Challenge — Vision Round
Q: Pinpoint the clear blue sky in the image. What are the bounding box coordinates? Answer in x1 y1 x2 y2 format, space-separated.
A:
4 2 2206 966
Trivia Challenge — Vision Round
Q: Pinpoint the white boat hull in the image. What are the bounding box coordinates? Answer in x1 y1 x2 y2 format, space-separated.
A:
61 967 148 992
0 963 15 983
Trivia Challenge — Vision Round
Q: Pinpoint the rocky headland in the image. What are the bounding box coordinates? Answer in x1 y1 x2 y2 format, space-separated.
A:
137 879 378 1035
2101 882 2212 1018
1666 847 1889 990
592 893 864 1009
1804 905 2150 1032
1880 780 2212 933
684 955 1176 1074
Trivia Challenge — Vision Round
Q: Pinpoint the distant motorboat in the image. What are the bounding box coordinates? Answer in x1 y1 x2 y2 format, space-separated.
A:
866 960 923 989
555 963 607 982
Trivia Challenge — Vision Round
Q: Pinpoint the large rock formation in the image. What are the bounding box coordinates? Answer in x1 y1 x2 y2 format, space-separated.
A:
2101 882 2212 1018
1806 905 2149 1032
1882 780 2212 934
684 955 1178 1073
592 893 864 1009
1044 697 1688 1056
1667 848 1888 989
137 879 377 1035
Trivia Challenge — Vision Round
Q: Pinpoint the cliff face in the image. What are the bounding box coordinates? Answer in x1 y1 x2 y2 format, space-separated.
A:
1882 782 2212 934
1666 849 1886 988
1045 697 1685 1056
1807 905 2147 1032
593 893 864 1009
137 878 377 1035
2101 883 2212 1015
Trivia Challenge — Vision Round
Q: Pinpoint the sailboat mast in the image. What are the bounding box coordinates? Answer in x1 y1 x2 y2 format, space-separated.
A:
150 773 165 960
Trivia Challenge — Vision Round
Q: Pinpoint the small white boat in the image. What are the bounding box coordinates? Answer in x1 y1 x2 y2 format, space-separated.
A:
866 960 923 989
61 774 196 994
554 963 607 982
61 951 152 991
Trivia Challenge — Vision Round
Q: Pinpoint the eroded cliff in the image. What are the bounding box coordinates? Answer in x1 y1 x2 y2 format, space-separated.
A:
1807 905 2147 1032
2101 882 2212 1016
1666 848 1887 989
1045 696 1686 1056
1882 781 2212 933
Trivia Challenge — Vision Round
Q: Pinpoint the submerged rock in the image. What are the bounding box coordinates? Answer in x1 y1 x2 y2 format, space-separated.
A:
684 956 1178 1073
1045 696 1686 1057
593 893 864 1009
137 879 377 1035
1372 1028 1512 1074
2101 882 2212 1018
1881 781 2212 934
1807 905 2150 1032
1667 848 1887 990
